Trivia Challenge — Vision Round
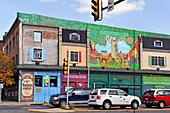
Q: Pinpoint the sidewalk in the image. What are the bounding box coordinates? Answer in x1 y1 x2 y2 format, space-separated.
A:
0 101 49 106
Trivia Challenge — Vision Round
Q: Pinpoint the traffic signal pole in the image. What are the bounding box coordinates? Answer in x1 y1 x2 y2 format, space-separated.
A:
102 0 125 10
66 46 70 110
91 0 125 21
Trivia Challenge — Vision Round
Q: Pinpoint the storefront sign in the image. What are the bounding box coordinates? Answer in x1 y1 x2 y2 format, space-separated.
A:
36 72 60 76
21 73 34 102
64 75 86 79
110 75 141 85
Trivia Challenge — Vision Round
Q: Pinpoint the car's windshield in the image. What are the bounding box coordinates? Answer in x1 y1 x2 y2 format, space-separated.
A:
143 90 155 95
90 89 98 95
64 89 74 94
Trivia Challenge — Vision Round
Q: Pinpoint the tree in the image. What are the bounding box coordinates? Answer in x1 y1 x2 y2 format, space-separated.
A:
0 51 15 85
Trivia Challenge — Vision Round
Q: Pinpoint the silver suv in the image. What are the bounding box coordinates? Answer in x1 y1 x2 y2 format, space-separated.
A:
88 88 141 110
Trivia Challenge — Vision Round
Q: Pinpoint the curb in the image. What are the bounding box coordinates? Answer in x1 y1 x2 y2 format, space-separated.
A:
26 107 170 113
26 108 75 112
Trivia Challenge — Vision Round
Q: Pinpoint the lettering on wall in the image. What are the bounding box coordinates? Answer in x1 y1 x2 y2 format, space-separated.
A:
21 73 34 102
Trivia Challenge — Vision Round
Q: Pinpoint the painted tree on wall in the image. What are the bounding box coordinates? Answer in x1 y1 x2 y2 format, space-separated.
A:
0 51 15 85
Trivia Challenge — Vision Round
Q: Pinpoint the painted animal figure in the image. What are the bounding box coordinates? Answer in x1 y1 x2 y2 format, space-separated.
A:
106 35 121 64
99 53 112 65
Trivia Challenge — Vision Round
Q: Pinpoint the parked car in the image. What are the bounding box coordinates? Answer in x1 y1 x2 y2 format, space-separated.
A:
49 88 92 107
88 88 141 110
142 89 170 108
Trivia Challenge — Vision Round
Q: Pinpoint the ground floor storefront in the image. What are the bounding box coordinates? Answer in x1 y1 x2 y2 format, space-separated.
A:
18 70 61 102
61 72 88 93
89 73 143 98
143 75 170 93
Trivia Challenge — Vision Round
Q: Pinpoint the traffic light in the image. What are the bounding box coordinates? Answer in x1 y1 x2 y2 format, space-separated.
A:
63 58 68 75
91 0 102 21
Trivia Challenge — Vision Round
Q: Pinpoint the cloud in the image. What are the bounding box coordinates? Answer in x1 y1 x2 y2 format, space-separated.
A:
71 0 91 13
39 0 56 2
72 0 145 18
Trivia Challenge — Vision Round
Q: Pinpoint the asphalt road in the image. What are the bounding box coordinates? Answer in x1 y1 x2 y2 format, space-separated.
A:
0 105 51 113
0 104 170 113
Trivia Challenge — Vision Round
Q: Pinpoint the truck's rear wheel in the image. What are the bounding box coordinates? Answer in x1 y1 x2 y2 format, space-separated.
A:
103 101 111 110
158 101 165 108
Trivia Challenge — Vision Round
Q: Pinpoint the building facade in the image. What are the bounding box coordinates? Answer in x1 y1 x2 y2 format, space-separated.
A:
140 36 170 91
1 12 170 102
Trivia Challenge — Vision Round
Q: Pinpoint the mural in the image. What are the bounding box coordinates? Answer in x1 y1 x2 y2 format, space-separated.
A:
90 30 140 69
17 12 170 69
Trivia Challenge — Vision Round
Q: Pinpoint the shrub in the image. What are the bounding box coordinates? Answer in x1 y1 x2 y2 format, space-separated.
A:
69 104 74 109
61 105 65 109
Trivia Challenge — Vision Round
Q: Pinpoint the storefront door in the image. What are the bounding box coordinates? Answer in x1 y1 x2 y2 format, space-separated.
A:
34 72 61 102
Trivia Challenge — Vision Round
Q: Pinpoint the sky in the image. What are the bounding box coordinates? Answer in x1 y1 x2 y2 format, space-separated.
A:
0 0 170 40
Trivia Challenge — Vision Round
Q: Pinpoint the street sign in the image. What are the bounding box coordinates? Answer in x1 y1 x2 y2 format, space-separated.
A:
108 0 114 12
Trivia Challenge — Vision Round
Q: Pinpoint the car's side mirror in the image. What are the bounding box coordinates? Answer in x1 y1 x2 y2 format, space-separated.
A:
72 93 75 96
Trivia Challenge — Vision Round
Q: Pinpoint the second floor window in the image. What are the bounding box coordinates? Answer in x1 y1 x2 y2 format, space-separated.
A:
29 47 46 61
16 33 18 43
151 56 165 67
70 51 79 63
9 41 11 51
13 36 15 48
33 48 42 60
34 32 42 42
6 45 8 55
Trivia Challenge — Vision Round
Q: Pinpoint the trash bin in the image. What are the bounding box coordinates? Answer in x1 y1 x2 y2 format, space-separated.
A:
0 84 3 103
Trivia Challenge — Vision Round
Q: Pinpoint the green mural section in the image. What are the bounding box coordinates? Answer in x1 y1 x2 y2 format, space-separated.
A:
143 75 170 86
89 74 108 89
17 12 170 70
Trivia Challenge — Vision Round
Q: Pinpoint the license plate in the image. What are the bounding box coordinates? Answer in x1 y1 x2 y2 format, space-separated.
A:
145 98 148 100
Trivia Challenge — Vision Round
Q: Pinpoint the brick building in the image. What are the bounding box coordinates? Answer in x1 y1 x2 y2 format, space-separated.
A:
2 12 170 102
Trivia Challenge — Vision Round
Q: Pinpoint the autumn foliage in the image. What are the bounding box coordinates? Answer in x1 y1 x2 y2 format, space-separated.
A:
0 51 15 85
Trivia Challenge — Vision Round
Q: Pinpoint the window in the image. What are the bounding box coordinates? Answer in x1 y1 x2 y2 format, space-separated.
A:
154 40 163 47
16 33 18 43
13 37 15 48
35 75 42 87
71 51 79 63
50 76 57 87
83 89 91 95
117 90 127 96
33 48 42 60
34 32 42 42
156 90 166 96
6 45 8 55
90 90 98 95
100 90 107 95
69 33 80 41
9 41 11 51
108 90 117 95
72 89 82 95
16 55 18 65
12 57 15 62
151 56 165 67
143 90 155 95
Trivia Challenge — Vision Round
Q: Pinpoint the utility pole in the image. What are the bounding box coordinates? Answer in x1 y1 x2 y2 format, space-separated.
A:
65 46 70 110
